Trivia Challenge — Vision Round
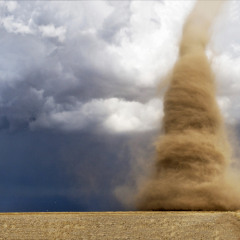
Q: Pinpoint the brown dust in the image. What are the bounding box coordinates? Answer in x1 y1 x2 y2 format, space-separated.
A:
137 1 240 211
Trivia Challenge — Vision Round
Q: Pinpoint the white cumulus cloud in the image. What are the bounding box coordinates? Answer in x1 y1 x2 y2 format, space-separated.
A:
30 98 162 133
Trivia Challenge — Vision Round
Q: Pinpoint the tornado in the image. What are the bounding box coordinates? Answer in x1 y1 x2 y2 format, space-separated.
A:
137 0 240 210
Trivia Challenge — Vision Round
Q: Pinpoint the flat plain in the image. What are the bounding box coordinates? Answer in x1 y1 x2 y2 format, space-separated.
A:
0 211 240 240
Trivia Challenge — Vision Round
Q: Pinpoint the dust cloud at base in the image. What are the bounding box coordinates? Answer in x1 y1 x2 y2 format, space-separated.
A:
136 0 240 211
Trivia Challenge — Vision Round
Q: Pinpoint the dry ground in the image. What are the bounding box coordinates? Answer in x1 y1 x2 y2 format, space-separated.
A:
0 211 240 240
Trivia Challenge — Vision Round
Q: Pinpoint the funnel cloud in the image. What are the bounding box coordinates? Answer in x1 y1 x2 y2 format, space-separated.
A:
137 0 240 211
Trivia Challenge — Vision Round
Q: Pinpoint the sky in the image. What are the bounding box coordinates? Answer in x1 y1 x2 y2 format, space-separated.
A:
1 0 240 212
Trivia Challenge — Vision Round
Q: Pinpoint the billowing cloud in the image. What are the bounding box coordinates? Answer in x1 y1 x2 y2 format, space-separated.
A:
39 24 66 42
1 1 240 134
30 98 162 133
0 0 196 133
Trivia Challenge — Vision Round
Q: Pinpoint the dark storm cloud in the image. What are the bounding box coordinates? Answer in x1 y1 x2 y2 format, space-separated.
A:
0 0 163 132
0 129 152 211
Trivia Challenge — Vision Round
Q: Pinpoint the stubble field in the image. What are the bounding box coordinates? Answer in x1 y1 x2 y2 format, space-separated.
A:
0 211 240 240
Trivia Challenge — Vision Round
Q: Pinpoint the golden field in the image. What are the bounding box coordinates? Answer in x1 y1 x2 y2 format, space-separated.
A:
0 211 240 240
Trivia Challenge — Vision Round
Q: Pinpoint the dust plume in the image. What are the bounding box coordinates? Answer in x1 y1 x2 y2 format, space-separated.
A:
137 0 240 211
